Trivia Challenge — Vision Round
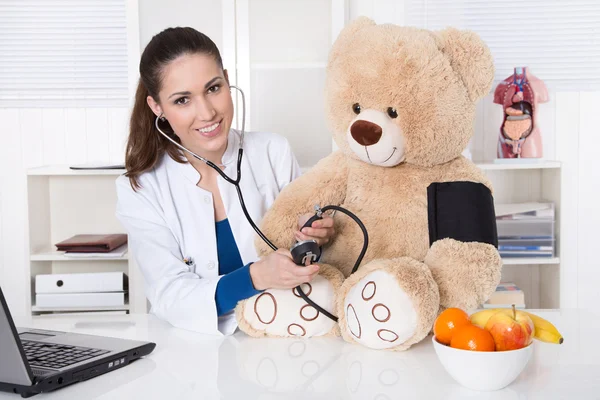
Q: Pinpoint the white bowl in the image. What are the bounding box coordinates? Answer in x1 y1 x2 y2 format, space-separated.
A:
432 336 532 391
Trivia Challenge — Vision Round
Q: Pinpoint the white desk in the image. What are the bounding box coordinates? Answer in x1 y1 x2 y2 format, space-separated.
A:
4 310 600 399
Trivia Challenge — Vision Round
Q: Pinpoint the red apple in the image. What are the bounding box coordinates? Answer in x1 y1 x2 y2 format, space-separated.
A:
484 305 534 351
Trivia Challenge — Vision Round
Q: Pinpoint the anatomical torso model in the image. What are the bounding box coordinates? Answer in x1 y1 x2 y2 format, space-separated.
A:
494 67 548 159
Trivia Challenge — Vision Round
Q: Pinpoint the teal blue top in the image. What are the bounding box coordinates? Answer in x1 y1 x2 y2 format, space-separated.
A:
214 219 263 315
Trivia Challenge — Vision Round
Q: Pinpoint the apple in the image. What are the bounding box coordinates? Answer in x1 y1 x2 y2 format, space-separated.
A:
484 305 534 351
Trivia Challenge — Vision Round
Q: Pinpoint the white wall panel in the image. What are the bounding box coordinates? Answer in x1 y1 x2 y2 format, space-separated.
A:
0 109 27 314
577 91 600 312
85 109 111 163
250 68 331 168
65 109 88 166
108 108 129 164
20 109 44 169
248 0 331 64
555 92 580 309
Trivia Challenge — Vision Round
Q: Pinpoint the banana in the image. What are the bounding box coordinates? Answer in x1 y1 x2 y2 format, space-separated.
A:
469 309 503 328
469 307 564 344
522 311 564 344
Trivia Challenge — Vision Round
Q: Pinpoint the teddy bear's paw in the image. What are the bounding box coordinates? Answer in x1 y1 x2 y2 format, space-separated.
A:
237 270 342 338
341 269 418 350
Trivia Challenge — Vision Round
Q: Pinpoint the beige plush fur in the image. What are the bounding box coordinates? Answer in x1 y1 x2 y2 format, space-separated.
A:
236 17 502 351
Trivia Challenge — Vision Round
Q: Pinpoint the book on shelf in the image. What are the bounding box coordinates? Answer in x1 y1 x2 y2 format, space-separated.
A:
499 250 554 258
55 234 127 253
495 202 555 258
484 283 525 309
498 245 553 251
483 303 526 309
495 202 555 220
64 244 128 259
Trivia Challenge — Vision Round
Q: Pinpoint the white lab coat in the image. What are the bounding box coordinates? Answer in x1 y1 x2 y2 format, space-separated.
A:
115 129 301 336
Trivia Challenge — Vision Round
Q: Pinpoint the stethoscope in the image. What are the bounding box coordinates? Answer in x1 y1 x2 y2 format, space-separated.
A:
154 85 368 323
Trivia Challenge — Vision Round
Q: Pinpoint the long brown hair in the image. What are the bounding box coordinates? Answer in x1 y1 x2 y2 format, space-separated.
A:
125 27 224 190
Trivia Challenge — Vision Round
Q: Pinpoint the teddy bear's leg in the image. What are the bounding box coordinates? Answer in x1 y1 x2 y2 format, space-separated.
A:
425 238 502 311
338 257 440 351
235 264 344 338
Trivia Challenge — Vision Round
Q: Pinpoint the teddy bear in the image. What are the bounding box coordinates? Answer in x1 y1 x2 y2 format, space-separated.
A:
235 17 503 351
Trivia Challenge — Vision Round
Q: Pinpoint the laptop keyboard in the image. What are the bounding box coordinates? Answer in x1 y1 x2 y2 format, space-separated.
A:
21 340 110 369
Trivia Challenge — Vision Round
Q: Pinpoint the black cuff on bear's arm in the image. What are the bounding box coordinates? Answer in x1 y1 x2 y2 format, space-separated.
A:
427 181 498 248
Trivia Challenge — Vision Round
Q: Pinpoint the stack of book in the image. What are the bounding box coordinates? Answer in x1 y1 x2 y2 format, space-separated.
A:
495 202 555 258
35 272 128 310
484 282 525 309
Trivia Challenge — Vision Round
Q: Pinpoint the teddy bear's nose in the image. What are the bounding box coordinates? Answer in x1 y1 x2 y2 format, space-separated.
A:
351 120 383 146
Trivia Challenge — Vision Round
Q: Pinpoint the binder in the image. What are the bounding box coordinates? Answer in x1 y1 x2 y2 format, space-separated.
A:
35 292 127 308
35 272 128 294
55 234 127 253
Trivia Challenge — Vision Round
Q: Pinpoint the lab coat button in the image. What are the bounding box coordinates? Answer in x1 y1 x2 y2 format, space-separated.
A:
204 196 211 204
207 261 215 270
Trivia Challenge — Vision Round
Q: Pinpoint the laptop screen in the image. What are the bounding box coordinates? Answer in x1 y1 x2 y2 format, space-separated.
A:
0 287 34 386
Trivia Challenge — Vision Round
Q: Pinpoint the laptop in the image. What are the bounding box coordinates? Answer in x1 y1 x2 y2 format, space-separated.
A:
0 287 156 398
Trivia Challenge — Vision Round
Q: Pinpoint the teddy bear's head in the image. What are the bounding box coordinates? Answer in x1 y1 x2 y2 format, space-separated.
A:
325 17 494 167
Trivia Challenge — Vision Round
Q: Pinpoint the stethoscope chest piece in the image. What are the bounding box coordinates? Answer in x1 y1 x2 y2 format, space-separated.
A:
290 240 321 266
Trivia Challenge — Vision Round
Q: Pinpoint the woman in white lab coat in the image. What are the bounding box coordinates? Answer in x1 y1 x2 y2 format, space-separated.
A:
115 27 334 335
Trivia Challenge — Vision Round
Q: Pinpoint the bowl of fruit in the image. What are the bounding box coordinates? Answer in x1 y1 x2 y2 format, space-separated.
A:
432 305 563 391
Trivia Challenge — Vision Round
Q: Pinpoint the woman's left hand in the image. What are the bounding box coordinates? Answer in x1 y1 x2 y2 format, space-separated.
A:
295 213 335 246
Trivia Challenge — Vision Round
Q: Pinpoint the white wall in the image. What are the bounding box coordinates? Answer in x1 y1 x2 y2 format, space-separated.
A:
138 0 223 50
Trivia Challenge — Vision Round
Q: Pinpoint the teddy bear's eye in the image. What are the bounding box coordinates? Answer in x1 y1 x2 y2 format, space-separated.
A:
387 107 398 119
352 103 361 115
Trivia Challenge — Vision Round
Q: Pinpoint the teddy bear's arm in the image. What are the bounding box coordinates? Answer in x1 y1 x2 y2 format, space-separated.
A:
255 151 350 257
424 160 502 310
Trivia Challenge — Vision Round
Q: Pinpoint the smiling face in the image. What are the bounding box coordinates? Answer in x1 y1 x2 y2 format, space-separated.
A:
346 107 406 167
147 53 234 163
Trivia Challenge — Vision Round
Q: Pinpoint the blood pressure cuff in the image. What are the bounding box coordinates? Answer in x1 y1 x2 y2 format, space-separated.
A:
427 181 498 248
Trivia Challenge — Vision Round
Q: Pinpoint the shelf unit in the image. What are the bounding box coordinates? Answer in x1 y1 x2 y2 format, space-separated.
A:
25 166 146 317
502 257 560 266
476 160 562 309
476 161 561 170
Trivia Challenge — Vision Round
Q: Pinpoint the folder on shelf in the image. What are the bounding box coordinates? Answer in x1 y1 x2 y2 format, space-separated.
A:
35 292 127 308
63 244 128 259
35 272 128 294
55 234 127 253
495 202 555 220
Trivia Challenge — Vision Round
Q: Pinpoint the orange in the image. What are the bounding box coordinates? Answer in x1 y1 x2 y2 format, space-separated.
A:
450 324 496 352
433 308 471 345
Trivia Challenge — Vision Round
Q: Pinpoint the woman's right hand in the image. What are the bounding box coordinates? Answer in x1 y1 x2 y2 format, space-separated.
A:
249 249 320 291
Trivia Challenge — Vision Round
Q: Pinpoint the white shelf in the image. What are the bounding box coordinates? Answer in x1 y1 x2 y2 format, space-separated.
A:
476 161 561 170
27 165 125 176
502 257 560 265
31 304 130 313
250 62 327 70
30 249 128 261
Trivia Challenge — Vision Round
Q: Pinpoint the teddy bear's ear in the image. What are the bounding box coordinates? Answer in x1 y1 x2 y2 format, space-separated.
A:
328 17 376 63
433 28 495 102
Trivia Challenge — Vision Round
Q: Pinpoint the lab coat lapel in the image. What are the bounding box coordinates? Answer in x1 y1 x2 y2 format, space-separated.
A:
165 155 219 278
